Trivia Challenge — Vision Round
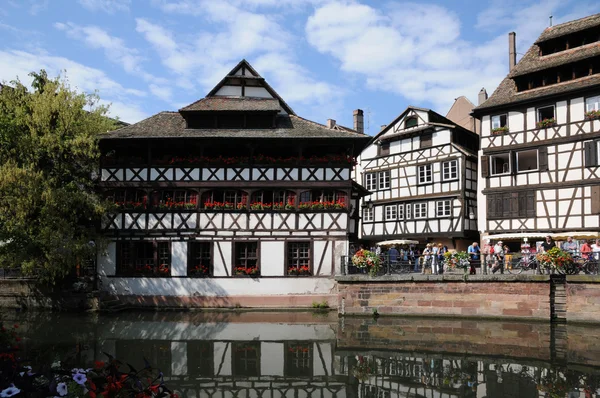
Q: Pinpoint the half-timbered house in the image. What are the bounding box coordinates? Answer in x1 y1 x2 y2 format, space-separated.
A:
96 60 369 306
356 106 479 250
473 14 600 242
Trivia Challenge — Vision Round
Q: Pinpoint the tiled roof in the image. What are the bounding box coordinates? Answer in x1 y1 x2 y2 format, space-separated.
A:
536 13 600 43
510 42 600 77
100 112 369 140
179 97 281 112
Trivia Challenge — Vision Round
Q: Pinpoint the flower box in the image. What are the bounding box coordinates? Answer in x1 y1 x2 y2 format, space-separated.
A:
585 110 600 120
234 266 260 276
536 118 556 129
189 265 210 277
288 266 311 276
491 126 509 135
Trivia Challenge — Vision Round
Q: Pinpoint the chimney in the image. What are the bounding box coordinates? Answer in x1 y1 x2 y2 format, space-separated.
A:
508 32 517 71
353 109 364 134
381 125 387 130
478 88 488 105
327 119 336 129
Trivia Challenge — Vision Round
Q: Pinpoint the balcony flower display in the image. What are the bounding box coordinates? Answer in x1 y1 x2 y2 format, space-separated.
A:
536 247 574 274
189 265 210 277
250 202 272 210
585 110 600 120
157 199 197 210
491 126 509 135
443 251 470 273
536 118 556 128
299 201 346 211
351 249 381 276
158 264 170 275
116 201 146 211
353 355 377 382
272 200 295 210
288 265 311 276
234 266 260 276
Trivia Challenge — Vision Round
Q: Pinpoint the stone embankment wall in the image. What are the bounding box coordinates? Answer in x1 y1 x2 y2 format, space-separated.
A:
565 276 600 323
337 275 552 320
0 279 98 311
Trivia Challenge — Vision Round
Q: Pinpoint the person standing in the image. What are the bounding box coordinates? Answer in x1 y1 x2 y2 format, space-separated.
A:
422 244 432 274
581 240 592 260
431 243 440 274
592 239 600 260
388 245 399 264
436 243 446 274
562 236 578 254
541 235 556 252
468 242 480 275
492 241 505 274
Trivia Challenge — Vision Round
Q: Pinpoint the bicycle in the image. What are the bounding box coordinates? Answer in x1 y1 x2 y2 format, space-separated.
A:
506 255 537 274
568 255 598 275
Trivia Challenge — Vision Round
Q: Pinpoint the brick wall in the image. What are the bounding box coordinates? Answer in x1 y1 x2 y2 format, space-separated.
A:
338 317 552 361
565 276 600 324
337 275 551 320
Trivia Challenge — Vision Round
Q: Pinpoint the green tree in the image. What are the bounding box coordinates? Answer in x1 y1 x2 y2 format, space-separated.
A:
0 71 118 282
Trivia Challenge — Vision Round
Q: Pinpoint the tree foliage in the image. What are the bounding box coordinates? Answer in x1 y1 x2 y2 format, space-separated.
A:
0 70 118 282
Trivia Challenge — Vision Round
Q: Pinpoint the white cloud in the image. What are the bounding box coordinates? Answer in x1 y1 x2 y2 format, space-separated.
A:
77 0 130 13
0 49 148 123
149 84 173 102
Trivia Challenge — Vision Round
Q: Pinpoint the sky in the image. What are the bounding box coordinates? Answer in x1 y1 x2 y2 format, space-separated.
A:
1 0 599 133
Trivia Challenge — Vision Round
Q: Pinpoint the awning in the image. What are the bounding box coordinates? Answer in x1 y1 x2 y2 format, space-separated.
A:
552 231 600 240
376 239 419 246
485 232 549 241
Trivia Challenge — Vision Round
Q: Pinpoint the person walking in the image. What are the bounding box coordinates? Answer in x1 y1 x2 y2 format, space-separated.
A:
422 244 432 274
492 241 505 274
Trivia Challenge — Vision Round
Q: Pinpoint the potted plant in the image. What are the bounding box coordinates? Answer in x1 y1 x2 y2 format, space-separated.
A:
189 265 210 277
536 118 556 129
536 247 574 274
351 249 381 276
491 126 509 135
443 251 471 274
585 110 600 120
234 266 260 276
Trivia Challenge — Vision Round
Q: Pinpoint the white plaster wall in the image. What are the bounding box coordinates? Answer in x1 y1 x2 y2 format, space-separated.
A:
261 241 284 276
213 342 232 376
432 129 451 146
477 149 486 233
361 143 377 159
98 242 116 277
171 242 187 277
213 241 231 277
100 274 337 297
414 110 428 122
313 343 333 376
571 97 585 122
557 100 568 124
314 240 333 276
508 111 524 132
245 86 272 98
526 107 536 129
260 343 284 376
215 86 241 96
333 240 347 275
171 342 187 376
481 115 490 136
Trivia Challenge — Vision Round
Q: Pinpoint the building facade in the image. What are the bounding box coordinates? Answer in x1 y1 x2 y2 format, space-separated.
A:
96 60 369 305
356 106 479 250
473 14 600 244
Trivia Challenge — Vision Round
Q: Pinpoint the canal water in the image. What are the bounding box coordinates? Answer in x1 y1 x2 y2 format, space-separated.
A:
2 310 600 397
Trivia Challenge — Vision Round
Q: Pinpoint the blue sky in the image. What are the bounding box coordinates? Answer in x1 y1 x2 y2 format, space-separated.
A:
1 0 599 133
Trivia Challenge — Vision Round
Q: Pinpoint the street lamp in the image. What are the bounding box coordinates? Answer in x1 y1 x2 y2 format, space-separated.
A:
469 208 475 220
367 199 374 210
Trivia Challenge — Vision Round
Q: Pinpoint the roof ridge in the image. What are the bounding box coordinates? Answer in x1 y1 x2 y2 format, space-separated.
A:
544 12 600 31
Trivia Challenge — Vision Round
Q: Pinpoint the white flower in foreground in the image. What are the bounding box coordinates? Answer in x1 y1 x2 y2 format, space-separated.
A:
51 360 61 370
57 382 68 396
73 372 87 385
1 385 21 397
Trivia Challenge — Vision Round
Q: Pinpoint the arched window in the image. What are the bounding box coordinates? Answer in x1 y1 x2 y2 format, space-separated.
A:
152 190 198 210
405 116 418 129
202 190 248 210
106 189 147 210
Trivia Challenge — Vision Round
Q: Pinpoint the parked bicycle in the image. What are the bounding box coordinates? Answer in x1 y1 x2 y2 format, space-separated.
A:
506 255 537 274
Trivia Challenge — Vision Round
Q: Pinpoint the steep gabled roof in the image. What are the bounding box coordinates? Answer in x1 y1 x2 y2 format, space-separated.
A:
474 13 600 113
372 105 459 142
179 97 281 112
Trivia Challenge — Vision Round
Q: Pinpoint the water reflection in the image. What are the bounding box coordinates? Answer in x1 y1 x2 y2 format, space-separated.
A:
2 311 600 397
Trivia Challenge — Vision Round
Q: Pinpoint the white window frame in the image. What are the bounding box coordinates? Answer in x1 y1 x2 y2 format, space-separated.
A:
398 204 404 220
365 173 377 191
491 114 507 129
405 203 412 219
537 105 555 122
490 154 511 176
516 149 539 173
378 170 390 190
384 205 397 221
418 164 433 184
586 95 600 112
413 203 427 219
363 207 374 222
436 200 451 217
442 160 458 181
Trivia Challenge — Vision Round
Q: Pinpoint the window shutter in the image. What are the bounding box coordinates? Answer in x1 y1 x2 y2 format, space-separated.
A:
487 195 495 218
527 191 536 217
592 186 600 214
538 147 548 171
584 141 598 167
481 156 489 178
510 151 517 175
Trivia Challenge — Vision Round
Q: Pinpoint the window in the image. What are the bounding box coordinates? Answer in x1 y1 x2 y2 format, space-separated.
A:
385 205 397 220
365 173 377 191
287 242 311 275
537 105 555 122
586 95 600 112
516 149 538 172
117 241 171 276
487 191 536 219
442 160 458 180
234 242 259 275
405 203 412 219
378 142 390 156
252 190 296 210
436 200 451 217
414 203 427 219
398 204 404 220
491 114 508 129
418 164 433 184
405 116 418 129
106 189 147 210
202 190 248 209
152 190 198 209
585 140 600 167
233 342 260 377
363 207 374 222
490 154 510 175
188 242 212 277
420 132 432 148
188 342 214 377
285 342 312 377
379 170 390 189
